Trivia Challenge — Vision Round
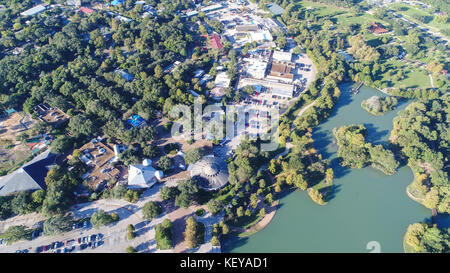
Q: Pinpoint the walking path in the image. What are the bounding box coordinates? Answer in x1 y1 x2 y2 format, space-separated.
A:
428 74 435 88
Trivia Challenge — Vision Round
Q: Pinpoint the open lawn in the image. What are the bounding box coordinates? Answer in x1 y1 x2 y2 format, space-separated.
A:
379 60 432 89
229 213 264 232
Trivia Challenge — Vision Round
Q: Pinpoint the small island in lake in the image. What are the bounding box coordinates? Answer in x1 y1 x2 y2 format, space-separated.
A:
333 124 399 175
361 96 398 116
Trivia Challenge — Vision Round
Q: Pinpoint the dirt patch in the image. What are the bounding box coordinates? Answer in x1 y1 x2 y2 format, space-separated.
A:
167 207 195 253
0 112 37 174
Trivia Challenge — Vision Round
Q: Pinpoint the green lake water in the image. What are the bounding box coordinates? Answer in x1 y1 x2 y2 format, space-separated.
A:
223 83 432 253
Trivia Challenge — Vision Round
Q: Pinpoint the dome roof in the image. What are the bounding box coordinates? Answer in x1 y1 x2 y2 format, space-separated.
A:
188 156 228 191
142 158 152 166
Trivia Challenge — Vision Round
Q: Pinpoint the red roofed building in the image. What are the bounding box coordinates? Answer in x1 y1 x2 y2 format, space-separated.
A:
210 34 223 49
370 22 388 34
78 7 94 15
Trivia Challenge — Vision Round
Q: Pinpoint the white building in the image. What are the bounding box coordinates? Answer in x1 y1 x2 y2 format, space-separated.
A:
240 78 294 98
245 59 268 79
200 3 224 13
127 159 163 189
214 72 231 88
249 30 273 43
20 5 47 16
272 51 292 62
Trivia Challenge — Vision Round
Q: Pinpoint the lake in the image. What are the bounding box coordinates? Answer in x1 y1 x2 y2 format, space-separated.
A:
222 84 432 253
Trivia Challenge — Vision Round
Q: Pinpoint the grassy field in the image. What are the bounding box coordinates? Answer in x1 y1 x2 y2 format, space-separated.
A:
389 2 450 38
379 59 432 89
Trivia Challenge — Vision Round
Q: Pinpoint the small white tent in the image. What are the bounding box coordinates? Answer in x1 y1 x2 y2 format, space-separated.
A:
127 159 161 189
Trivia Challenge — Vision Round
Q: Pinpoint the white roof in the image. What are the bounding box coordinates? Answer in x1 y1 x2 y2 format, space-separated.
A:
127 164 158 188
272 88 293 98
214 72 231 88
21 5 46 16
273 51 292 62
249 30 273 42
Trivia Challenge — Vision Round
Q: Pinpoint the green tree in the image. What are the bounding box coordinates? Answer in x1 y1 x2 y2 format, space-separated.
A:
184 147 204 165
157 156 173 172
142 201 162 221
207 199 223 215
43 214 73 236
160 186 179 201
0 225 31 244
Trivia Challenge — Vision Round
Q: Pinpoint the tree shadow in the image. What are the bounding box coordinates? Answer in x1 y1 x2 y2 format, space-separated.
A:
363 123 389 145
331 157 351 179
321 184 341 203
221 234 249 252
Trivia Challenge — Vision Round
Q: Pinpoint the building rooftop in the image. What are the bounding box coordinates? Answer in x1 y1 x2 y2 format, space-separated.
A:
210 34 223 49
34 103 70 128
370 22 388 34
267 3 285 16
188 156 228 191
235 24 260 32
128 160 162 189
77 138 121 190
20 5 47 16
0 149 57 196
272 51 292 62
78 7 94 15
214 72 231 88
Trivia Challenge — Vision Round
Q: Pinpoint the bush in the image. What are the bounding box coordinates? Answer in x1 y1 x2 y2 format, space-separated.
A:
126 246 137 253
163 143 180 155
126 224 136 240
195 209 205 216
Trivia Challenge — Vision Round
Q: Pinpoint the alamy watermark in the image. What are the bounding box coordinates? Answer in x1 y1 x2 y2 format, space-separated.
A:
168 97 280 152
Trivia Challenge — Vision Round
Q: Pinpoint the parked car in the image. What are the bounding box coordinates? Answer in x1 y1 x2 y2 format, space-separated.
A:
35 246 43 253
97 233 104 240
54 241 64 248
65 239 75 246
77 238 81 244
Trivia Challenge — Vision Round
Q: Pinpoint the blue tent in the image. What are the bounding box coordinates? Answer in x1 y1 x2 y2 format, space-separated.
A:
111 0 125 6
